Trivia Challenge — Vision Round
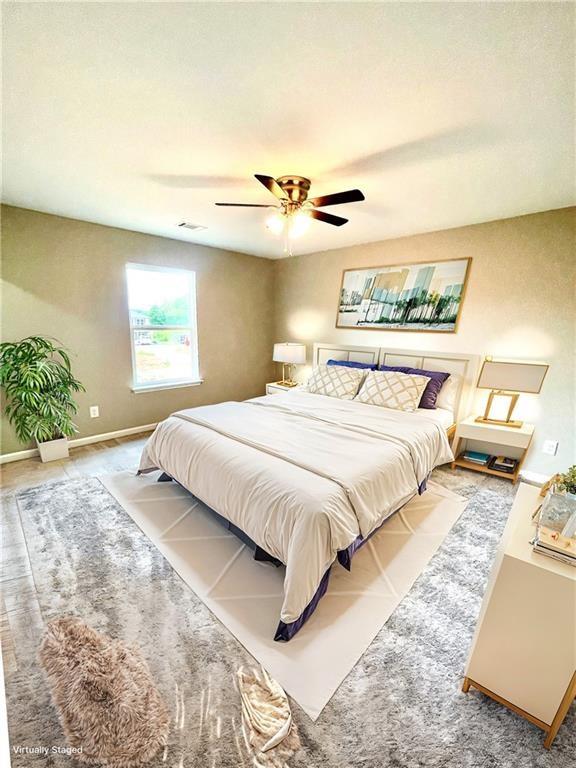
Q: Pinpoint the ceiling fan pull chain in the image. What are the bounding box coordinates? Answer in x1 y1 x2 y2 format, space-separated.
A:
283 219 292 257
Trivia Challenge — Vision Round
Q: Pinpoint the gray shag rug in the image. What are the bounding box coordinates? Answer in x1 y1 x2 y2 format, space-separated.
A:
7 469 576 767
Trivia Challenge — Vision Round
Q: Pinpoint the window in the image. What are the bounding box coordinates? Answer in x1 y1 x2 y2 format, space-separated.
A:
126 264 200 391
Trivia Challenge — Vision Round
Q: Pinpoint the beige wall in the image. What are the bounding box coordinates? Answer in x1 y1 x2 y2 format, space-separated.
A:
2 205 574 475
1 206 276 454
274 208 576 474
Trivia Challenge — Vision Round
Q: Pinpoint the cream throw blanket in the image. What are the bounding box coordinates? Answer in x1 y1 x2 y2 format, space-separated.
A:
237 666 295 755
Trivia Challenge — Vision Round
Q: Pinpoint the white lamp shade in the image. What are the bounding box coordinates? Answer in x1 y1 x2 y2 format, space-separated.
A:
273 343 306 365
477 359 548 394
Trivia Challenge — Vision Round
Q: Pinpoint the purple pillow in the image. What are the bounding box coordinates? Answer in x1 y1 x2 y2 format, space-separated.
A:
328 359 376 370
378 365 450 409
408 368 450 409
378 364 412 374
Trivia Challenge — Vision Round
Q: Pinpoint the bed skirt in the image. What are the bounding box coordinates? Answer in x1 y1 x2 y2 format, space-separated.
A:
145 471 428 641
337 476 428 570
273 569 332 642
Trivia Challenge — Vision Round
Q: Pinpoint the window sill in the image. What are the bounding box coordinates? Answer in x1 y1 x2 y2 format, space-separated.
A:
131 379 204 394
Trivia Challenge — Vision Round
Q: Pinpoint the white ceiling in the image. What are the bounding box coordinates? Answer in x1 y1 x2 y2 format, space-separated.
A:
3 2 574 259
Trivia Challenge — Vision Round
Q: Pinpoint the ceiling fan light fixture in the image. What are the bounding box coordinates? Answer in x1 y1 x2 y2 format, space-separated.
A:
265 209 310 244
265 211 286 235
289 210 311 239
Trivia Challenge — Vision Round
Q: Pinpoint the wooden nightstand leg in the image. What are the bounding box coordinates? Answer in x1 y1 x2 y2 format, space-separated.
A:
543 671 576 749
462 677 471 693
514 437 533 484
451 437 461 470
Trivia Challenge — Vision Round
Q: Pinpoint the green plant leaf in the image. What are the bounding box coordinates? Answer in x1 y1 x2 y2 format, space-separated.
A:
1 336 85 445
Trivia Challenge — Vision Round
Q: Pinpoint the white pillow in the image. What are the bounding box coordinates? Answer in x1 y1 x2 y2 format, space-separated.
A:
436 374 461 411
304 364 365 400
355 370 431 412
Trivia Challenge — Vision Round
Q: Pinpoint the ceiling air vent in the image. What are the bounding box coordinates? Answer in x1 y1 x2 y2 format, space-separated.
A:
178 222 206 231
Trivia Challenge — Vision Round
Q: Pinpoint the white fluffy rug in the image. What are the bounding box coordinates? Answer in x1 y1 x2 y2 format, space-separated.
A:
103 471 466 720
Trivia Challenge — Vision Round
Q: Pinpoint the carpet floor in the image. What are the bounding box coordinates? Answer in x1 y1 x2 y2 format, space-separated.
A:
6 468 576 767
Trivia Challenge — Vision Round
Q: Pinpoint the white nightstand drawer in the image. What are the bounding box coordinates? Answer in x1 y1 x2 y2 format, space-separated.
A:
455 417 534 449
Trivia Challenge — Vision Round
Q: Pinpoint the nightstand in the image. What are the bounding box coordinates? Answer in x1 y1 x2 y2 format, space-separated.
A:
451 415 534 483
266 382 298 395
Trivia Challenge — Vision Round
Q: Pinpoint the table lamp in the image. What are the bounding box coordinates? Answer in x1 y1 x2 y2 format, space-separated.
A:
476 357 549 428
273 343 306 387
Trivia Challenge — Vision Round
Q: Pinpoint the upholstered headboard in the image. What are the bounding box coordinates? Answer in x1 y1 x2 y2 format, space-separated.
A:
312 342 480 422
313 342 381 368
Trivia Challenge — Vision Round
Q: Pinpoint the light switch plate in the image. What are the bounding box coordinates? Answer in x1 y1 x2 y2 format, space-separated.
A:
542 439 558 456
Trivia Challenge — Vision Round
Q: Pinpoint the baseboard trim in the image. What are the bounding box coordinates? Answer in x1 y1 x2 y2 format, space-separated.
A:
0 448 39 464
518 470 550 487
0 424 157 465
70 423 157 448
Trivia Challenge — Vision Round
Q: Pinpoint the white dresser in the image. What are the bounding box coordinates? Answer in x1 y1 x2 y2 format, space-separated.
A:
463 483 576 748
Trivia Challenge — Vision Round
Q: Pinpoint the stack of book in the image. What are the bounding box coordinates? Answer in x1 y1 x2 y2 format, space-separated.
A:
533 491 576 567
488 455 518 474
459 451 520 475
462 450 490 466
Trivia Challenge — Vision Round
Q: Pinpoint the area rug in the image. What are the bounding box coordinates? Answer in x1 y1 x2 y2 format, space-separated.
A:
8 472 576 767
101 471 466 719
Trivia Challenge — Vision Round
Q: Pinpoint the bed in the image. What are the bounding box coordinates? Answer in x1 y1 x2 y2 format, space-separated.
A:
138 343 479 640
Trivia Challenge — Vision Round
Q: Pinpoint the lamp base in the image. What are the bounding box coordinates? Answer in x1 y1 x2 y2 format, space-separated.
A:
479 389 522 428
475 416 523 429
274 379 299 388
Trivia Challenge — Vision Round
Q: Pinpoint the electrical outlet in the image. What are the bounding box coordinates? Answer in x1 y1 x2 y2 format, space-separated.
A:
542 439 558 456
89 406 100 418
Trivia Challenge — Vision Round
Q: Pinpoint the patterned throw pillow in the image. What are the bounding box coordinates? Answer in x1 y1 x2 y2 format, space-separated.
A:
355 370 431 412
378 365 450 409
305 364 365 400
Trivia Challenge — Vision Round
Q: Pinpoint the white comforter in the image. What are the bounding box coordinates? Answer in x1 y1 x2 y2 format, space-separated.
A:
138 391 453 624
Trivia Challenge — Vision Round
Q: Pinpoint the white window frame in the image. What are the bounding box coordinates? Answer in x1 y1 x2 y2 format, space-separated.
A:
126 263 202 393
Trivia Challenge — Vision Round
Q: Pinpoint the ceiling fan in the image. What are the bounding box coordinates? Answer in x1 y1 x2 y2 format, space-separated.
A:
215 174 365 255
216 174 364 226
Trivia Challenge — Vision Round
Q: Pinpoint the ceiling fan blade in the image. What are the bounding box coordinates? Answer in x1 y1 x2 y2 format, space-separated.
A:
254 174 286 200
309 209 348 227
308 189 365 207
215 203 272 207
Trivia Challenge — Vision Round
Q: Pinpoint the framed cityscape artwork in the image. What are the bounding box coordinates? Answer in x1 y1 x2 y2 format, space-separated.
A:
336 257 472 333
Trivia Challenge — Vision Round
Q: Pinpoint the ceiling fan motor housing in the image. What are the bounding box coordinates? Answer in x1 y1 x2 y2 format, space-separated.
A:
276 176 311 204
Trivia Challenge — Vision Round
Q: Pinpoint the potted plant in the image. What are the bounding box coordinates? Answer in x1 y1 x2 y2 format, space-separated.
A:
0 336 85 462
539 466 576 540
556 466 576 497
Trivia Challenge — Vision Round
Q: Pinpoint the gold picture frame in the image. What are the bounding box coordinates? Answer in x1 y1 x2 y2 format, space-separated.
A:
335 256 472 333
